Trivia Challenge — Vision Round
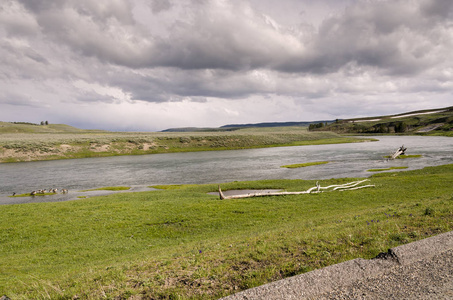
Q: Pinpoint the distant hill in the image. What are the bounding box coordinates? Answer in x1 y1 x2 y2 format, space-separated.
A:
0 122 106 134
311 106 453 135
162 106 453 134
161 127 236 133
162 120 335 132
220 121 335 129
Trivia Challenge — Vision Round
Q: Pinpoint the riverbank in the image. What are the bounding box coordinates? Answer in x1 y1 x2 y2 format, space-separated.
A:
0 127 373 163
1 164 452 299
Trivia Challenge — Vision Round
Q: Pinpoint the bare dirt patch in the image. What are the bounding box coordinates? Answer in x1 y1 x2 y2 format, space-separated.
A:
0 149 17 160
417 123 444 133
59 144 73 152
0 148 58 162
142 143 157 150
90 144 111 152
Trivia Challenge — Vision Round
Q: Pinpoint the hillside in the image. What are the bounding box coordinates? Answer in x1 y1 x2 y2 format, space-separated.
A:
309 106 453 135
162 107 453 134
220 120 335 129
0 122 106 134
162 121 336 132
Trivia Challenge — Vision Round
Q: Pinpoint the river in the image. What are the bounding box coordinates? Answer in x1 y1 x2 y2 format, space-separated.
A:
0 136 451 204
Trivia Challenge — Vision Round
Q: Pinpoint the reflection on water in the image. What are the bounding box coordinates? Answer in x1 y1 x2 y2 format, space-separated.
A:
0 136 452 204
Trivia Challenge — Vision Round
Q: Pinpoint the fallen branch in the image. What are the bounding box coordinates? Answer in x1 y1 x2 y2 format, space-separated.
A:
390 145 407 159
218 179 375 200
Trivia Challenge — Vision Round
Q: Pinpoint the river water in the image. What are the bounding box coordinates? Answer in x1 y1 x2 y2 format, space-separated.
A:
0 136 452 204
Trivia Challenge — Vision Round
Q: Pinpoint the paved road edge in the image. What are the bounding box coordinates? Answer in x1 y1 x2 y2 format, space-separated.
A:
221 231 453 299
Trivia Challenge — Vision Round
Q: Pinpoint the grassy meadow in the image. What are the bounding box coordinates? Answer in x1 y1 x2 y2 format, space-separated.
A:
1 164 452 299
0 124 373 163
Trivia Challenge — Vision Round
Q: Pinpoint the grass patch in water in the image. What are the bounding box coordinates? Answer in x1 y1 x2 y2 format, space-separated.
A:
384 154 423 159
81 186 131 191
281 161 329 168
150 185 185 190
367 166 409 172
10 192 58 197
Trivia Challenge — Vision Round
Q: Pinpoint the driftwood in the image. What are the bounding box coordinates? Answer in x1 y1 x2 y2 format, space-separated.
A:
390 145 407 159
218 179 375 200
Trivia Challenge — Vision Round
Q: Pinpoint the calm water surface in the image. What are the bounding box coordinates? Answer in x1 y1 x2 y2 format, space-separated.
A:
0 136 451 204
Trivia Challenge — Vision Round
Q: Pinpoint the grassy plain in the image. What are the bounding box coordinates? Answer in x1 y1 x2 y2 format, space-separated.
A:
1 164 452 299
0 124 373 163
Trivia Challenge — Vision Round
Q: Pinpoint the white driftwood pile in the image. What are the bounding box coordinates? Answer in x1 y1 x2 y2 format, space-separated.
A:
218 179 375 200
390 145 407 159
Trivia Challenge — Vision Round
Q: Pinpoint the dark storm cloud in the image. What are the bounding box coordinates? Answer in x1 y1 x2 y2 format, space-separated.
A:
421 0 453 19
104 69 262 103
16 0 145 68
13 0 301 71
12 0 452 77
0 39 51 82
19 0 135 22
0 0 39 37
150 0 172 13
0 91 41 107
278 0 453 75
74 91 119 104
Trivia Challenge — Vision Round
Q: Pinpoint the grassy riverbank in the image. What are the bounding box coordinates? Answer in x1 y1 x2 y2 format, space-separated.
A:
0 125 373 163
1 164 452 299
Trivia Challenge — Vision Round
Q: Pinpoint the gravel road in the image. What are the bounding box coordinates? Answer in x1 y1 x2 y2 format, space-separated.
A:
320 249 453 299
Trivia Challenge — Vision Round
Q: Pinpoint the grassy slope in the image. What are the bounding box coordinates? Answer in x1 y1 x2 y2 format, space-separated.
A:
313 106 453 135
1 164 452 299
0 122 105 134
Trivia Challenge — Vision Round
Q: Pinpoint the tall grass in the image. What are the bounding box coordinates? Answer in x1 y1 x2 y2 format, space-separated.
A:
0 164 452 299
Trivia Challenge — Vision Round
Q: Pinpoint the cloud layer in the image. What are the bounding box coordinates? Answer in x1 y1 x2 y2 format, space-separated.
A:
1 0 452 130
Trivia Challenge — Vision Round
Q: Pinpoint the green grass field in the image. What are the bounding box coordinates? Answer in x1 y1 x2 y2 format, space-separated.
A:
1 164 452 299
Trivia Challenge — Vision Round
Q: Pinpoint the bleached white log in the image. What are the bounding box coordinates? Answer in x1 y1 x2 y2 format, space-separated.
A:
218 179 375 200
390 145 407 159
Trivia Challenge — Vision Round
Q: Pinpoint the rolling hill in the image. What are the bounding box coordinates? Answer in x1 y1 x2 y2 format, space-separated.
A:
310 106 453 135
0 122 106 134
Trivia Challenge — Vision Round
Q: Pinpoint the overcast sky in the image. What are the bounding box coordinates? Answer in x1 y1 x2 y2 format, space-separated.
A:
1 0 452 131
